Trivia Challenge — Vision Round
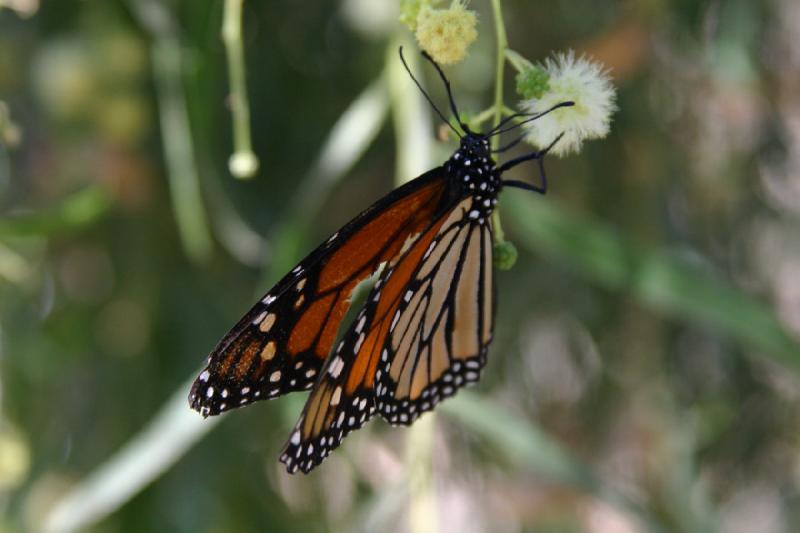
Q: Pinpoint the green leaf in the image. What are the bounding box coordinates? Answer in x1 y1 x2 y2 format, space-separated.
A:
503 195 800 369
0 187 111 238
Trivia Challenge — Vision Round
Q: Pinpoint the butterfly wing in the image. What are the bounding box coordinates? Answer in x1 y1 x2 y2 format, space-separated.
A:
278 193 494 473
375 198 495 424
189 169 449 416
278 302 381 474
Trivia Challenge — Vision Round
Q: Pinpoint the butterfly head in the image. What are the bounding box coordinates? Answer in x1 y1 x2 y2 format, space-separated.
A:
450 132 495 171
459 132 491 158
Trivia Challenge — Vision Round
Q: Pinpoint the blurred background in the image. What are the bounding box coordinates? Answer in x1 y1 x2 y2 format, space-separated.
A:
2 0 800 531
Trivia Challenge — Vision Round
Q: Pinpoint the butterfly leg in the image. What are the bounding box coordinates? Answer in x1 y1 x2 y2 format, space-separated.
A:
498 132 567 195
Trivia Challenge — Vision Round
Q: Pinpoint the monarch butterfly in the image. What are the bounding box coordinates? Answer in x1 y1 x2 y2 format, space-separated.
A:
189 48 572 474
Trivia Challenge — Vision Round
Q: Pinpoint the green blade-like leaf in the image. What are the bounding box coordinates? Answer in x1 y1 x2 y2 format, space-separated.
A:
0 187 110 238
503 195 800 369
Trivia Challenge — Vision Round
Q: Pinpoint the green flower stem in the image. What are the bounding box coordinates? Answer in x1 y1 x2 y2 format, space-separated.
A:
469 107 497 128
222 0 259 179
489 0 508 246
489 0 508 145
470 105 517 130
505 48 533 73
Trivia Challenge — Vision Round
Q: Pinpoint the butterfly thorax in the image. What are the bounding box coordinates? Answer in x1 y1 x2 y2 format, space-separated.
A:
443 134 500 225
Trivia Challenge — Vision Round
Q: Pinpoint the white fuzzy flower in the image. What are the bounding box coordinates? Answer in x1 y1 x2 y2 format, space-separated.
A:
520 51 616 157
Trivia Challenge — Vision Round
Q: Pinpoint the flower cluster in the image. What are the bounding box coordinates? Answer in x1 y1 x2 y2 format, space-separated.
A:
518 51 617 157
402 0 477 66
516 64 550 100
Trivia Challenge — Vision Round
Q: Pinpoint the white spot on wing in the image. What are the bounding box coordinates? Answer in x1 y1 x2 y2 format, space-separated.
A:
354 332 365 354
253 311 267 325
328 356 344 378
331 386 342 406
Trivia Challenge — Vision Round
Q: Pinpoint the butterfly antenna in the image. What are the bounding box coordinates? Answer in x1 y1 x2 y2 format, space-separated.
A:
419 50 467 132
488 112 529 135
398 47 462 138
492 135 524 154
490 101 575 137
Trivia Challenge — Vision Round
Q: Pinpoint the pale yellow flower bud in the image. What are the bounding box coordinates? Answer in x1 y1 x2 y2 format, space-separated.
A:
415 1 477 66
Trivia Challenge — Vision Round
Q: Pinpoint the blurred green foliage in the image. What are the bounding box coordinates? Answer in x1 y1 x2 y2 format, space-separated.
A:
2 0 800 532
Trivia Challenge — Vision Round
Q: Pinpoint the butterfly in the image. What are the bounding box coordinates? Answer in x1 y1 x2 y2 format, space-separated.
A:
189 48 573 474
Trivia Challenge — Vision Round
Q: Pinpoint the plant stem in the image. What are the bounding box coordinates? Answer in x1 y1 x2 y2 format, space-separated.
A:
222 0 259 179
489 0 508 147
489 0 508 242
505 48 533 73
